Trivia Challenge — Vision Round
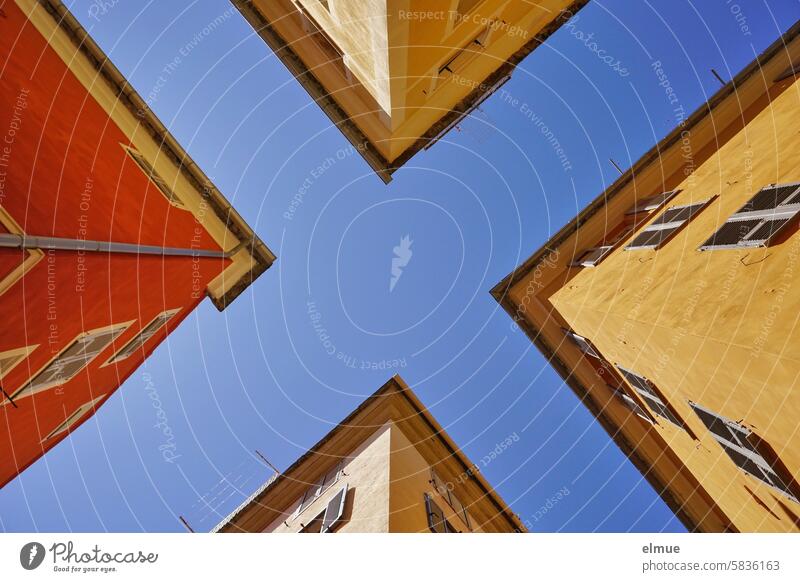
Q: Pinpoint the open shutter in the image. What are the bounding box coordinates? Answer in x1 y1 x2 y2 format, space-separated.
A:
424 494 447 533
626 201 710 250
617 366 683 428
321 484 348 533
626 190 679 215
700 184 800 250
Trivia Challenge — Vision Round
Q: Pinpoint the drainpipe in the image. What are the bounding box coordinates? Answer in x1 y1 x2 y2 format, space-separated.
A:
0 233 243 259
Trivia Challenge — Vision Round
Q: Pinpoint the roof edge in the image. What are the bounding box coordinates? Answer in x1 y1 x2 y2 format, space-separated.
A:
231 0 589 182
492 294 735 532
41 0 276 309
214 375 525 532
491 17 800 300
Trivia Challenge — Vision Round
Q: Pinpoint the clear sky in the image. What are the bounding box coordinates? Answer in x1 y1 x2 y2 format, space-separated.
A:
1 0 798 533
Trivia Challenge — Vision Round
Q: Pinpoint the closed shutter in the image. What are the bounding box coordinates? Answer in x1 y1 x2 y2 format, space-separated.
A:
321 484 348 533
15 324 129 398
41 395 105 442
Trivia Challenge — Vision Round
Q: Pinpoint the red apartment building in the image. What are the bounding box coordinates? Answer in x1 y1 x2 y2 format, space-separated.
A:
0 0 274 487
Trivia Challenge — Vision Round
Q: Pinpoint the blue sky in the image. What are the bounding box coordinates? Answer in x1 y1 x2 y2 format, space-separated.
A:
1 0 798 533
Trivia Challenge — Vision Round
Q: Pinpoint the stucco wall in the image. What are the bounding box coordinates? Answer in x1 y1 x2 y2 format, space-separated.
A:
546 74 800 531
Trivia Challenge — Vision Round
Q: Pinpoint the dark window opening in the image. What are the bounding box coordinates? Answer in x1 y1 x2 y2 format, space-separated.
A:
616 366 691 434
626 201 710 250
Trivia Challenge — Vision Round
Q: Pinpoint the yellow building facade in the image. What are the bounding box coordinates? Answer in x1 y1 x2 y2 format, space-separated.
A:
214 376 524 533
231 0 586 181
493 22 800 532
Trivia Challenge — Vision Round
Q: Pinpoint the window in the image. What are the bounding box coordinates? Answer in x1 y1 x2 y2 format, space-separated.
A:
300 511 324 533
124 147 185 208
689 402 800 502
616 366 684 429
41 395 105 442
321 484 347 532
0 345 36 379
106 309 180 364
775 63 798 82
699 183 800 250
295 1 347 74
572 246 614 268
626 190 679 215
425 493 457 533
606 382 653 423
13 324 130 399
0 205 44 298
294 461 344 518
563 329 601 359
626 200 711 250
456 0 484 17
430 469 471 529
436 28 490 84
299 483 348 533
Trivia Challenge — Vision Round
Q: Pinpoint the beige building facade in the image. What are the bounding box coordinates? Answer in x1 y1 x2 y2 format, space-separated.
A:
214 376 524 533
230 0 587 181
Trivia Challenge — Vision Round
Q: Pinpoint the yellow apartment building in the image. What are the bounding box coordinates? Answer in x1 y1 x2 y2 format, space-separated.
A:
492 21 800 532
230 0 587 182
213 376 524 532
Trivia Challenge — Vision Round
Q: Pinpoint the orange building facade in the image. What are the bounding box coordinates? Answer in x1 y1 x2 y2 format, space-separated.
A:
0 0 274 487
493 22 800 532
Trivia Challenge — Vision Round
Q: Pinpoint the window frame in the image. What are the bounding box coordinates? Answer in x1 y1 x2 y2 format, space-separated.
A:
430 468 471 530
699 183 800 251
104 309 181 366
293 0 351 79
774 63 798 83
0 345 38 380
122 145 186 209
625 190 680 216
0 205 45 298
430 27 491 93
605 381 655 424
615 365 695 438
321 483 348 533
689 401 800 503
626 198 714 251
424 493 457 533
299 510 325 533
563 329 602 359
292 460 344 520
41 394 106 442
11 322 132 400
572 245 615 268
